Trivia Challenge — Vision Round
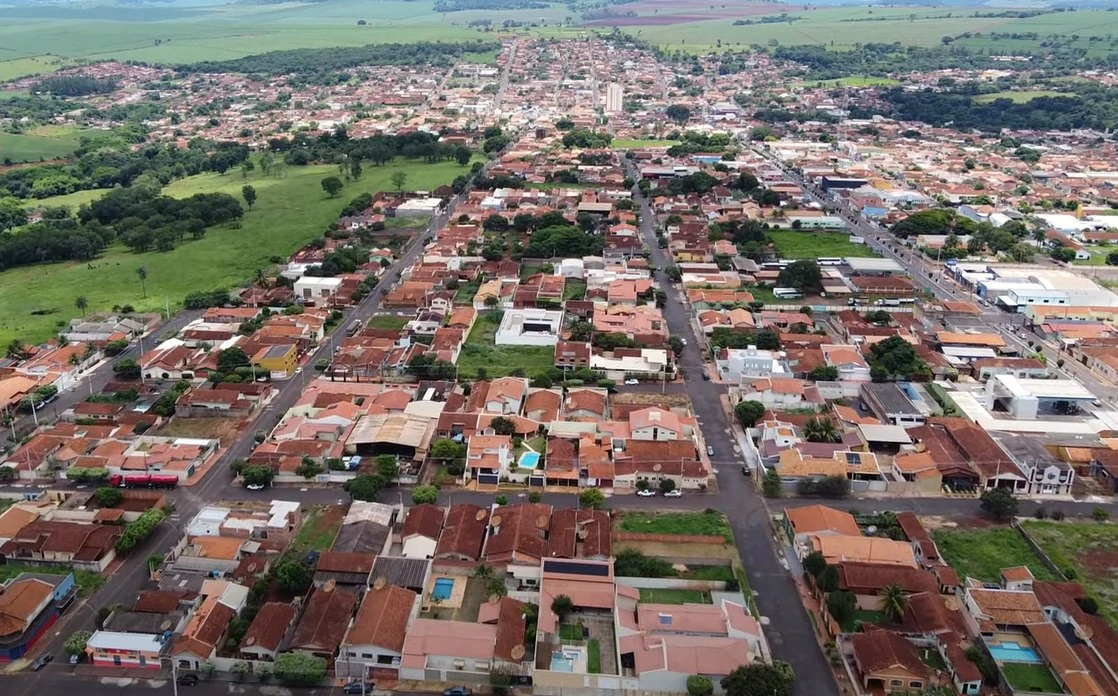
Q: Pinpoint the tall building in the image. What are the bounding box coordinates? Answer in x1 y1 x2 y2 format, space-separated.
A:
605 83 623 113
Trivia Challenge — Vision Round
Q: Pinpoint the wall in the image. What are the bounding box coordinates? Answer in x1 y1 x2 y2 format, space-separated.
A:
1012 522 1068 580
532 669 639 694
615 577 728 591
209 655 274 674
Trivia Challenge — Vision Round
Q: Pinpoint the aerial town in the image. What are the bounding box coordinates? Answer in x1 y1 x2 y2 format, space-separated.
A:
3 17 1118 696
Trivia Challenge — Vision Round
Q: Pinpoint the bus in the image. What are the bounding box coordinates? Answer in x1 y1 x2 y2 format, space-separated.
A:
816 257 843 266
773 287 804 300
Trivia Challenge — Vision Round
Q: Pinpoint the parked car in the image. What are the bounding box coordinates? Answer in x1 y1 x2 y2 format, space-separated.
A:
68 654 80 665
741 465 752 477
31 653 53 671
177 674 199 687
664 490 682 498
246 483 265 491
636 489 656 497
443 688 473 696
706 446 714 456
701 372 710 381
624 379 639 385
343 682 375 694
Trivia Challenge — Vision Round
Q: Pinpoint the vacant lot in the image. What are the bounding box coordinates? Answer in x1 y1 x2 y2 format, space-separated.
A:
933 527 1056 584
638 588 712 604
291 505 344 555
0 157 467 345
152 417 247 441
456 313 555 379
618 510 732 542
368 314 410 330
1022 520 1118 627
0 563 104 596
768 230 877 259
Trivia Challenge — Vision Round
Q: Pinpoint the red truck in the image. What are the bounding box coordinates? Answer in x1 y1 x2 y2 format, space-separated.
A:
109 474 179 489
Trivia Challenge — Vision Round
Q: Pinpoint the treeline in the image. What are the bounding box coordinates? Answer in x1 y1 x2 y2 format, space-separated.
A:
882 87 1114 132
178 41 501 79
31 74 118 96
733 13 798 25
266 129 468 168
0 220 111 272
0 141 248 200
84 186 244 253
434 0 549 11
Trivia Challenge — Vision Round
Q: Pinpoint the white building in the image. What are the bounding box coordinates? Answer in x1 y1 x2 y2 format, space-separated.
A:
605 82 623 113
494 308 564 347
395 198 443 218
717 347 786 384
294 276 342 304
591 349 669 380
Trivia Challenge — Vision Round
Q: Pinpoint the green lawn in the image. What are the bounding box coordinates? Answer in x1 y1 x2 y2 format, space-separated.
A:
0 54 65 82
290 506 342 554
455 312 555 379
563 280 587 301
841 608 887 632
0 563 104 597
619 510 732 543
744 285 779 304
1002 663 1064 694
683 564 736 582
768 230 878 259
974 90 1077 104
0 128 90 163
793 75 900 88
368 314 410 330
559 623 584 641
587 638 601 674
920 647 946 670
1022 521 1118 628
934 528 1057 584
611 139 680 149
0 157 468 345
638 588 712 604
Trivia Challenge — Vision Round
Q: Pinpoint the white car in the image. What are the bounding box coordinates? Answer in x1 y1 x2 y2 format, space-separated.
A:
624 379 639 385
636 489 656 497
664 490 682 498
246 483 265 491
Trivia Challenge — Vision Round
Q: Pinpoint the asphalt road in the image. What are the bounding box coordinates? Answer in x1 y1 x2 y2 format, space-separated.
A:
5 671 442 696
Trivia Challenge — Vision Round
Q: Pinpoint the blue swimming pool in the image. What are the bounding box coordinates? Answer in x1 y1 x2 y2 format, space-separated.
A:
550 651 575 672
432 577 455 601
519 452 541 469
988 641 1041 664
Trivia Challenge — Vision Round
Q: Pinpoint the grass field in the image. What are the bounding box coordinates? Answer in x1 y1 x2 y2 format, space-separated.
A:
290 505 343 554
368 314 410 330
0 156 469 345
638 588 712 604
0 54 64 82
618 510 732 543
455 313 555 379
933 527 1057 584
0 126 93 164
768 230 877 259
1002 664 1064 694
792 75 900 88
974 90 1076 104
1021 520 1118 628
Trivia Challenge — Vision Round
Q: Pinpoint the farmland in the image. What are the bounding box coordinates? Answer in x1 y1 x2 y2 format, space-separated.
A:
0 157 470 345
0 55 64 82
0 126 93 164
1021 520 1118 628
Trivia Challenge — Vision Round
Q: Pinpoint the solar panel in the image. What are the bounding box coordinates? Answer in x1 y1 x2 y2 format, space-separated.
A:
543 560 609 577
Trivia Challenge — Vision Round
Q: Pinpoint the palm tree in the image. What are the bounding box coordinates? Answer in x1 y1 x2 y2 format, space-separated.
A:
253 268 268 289
473 563 494 580
880 583 909 622
803 417 841 443
75 295 89 318
136 266 148 298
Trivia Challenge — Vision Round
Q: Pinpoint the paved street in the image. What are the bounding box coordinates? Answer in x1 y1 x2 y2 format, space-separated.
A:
5 670 443 696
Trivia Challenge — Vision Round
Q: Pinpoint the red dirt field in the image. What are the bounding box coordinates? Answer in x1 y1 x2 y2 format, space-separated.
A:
583 0 805 27
1081 550 1118 578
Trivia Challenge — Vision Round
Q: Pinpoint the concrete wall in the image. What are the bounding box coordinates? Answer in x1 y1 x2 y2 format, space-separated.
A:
615 577 728 591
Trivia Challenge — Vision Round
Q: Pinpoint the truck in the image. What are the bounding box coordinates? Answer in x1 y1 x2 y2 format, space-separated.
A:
109 474 179 489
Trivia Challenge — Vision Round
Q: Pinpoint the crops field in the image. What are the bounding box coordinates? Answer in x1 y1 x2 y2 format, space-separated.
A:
0 126 93 164
0 157 471 345
0 55 65 82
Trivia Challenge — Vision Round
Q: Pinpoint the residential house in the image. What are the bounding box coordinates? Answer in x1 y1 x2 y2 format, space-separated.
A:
337 584 418 679
171 596 237 671
240 602 296 662
289 585 360 659
850 628 930 694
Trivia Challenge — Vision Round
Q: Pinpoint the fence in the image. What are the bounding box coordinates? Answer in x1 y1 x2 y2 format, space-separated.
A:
1011 521 1068 580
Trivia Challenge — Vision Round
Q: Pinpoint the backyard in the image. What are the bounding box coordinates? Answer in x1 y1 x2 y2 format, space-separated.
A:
933 527 1057 584
0 563 104 597
1021 520 1118 628
1002 663 1065 693
767 230 878 259
637 588 712 604
455 313 555 379
617 510 732 543
0 156 470 344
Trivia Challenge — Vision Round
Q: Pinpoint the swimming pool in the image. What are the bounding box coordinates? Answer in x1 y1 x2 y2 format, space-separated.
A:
431 577 455 601
519 452 541 469
550 651 576 672
988 641 1042 664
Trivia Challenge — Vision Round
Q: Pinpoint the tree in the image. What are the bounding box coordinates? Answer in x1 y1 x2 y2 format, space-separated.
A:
809 365 839 381
826 589 857 627
473 563 495 580
687 675 714 696
734 400 766 429
528 491 542 503
75 295 89 318
273 653 328 686
65 630 91 656
344 474 383 501
869 335 928 381
816 564 840 593
241 184 257 210
803 417 841 443
320 176 344 198
242 465 274 487
551 594 574 624
454 145 472 166
495 494 508 506
136 265 148 298
412 485 439 505
274 559 313 596
777 259 823 294
431 438 466 462
880 583 909 622
391 170 408 192
665 104 692 123
579 488 606 509
217 346 250 372
95 487 123 508
762 468 782 498
802 551 827 578
490 416 516 436
721 661 794 696
980 487 1018 520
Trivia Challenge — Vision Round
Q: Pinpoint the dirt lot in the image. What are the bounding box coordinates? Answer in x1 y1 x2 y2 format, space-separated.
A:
152 417 248 441
611 393 693 407
616 540 735 561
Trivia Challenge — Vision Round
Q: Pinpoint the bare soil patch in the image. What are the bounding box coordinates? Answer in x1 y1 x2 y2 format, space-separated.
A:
152 417 248 441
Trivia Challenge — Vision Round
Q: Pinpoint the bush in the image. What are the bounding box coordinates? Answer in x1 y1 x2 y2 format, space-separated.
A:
578 488 606 509
274 653 327 686
65 630 91 656
95 487 123 508
115 508 166 553
687 675 714 696
1093 507 1110 521
412 485 439 505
